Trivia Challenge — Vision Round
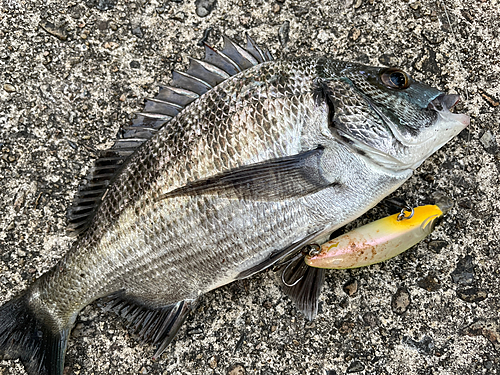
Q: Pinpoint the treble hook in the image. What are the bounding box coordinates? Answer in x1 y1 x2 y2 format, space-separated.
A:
280 244 320 287
281 252 304 287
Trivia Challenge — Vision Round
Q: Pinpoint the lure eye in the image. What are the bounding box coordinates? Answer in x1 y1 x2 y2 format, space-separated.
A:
380 68 411 90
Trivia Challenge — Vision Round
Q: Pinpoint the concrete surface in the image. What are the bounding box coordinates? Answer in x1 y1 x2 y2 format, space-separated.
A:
0 0 499 374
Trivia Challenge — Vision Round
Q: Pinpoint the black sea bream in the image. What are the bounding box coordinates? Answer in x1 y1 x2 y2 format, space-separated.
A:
0 36 469 375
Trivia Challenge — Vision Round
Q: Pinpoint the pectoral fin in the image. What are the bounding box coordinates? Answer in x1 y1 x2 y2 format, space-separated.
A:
160 147 336 201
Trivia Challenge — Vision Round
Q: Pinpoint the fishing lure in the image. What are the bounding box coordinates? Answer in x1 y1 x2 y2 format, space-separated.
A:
305 205 444 269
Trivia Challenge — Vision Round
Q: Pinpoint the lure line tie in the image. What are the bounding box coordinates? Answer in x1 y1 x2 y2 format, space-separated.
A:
397 206 415 221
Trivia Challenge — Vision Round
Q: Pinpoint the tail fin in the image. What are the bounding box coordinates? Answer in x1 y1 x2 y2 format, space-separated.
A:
0 295 70 375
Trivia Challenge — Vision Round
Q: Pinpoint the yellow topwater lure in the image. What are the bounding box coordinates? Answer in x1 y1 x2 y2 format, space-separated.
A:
305 205 444 269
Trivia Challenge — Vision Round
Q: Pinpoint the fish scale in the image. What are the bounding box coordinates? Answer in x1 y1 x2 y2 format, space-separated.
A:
0 36 469 375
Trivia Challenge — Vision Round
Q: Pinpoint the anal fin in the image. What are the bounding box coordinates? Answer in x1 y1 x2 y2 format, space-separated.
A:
104 294 196 358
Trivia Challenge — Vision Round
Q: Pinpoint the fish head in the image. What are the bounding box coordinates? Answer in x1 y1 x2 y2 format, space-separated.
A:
317 60 470 171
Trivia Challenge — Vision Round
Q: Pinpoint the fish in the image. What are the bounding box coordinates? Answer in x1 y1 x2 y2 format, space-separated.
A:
305 204 445 269
0 35 469 375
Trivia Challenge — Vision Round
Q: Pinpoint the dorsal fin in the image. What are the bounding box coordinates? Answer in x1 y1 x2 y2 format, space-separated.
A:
67 35 274 236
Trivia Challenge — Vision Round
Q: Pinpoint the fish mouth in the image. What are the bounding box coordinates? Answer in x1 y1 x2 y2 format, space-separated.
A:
429 94 470 127
430 93 460 111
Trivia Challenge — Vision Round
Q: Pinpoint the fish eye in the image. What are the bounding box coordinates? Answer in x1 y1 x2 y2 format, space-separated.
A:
380 68 411 90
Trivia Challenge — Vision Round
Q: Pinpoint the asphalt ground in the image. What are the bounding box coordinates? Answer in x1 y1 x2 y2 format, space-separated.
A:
0 0 499 374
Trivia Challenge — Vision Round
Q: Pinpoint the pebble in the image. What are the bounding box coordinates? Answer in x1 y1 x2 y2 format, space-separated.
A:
403 335 435 355
186 326 203 335
195 0 217 17
362 311 379 327
409 1 420 9
480 130 497 152
209 356 218 369
427 240 448 253
172 11 186 21
93 0 116 11
278 20 290 47
417 274 441 292
346 360 365 373
451 255 475 286
343 279 358 296
337 320 355 335
464 319 500 351
227 364 245 375
262 300 272 309
39 20 68 41
456 288 487 303
132 26 143 37
391 287 410 314
378 53 398 66
350 28 361 41
103 42 119 50
97 20 108 30
4 83 16 92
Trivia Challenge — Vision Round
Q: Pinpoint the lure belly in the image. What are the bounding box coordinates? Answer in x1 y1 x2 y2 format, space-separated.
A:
305 205 444 269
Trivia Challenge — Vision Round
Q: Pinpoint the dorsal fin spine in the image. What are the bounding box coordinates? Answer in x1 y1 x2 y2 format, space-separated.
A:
173 70 213 89
147 98 185 109
203 43 241 75
210 48 243 73
160 86 200 99
245 34 266 63
136 113 173 120
222 35 258 69
190 58 230 79
232 40 258 65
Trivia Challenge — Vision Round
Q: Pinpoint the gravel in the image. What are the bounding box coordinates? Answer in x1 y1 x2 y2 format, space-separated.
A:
1 0 499 374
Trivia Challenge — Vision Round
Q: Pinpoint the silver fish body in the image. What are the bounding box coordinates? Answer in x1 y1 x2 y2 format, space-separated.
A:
0 38 469 375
